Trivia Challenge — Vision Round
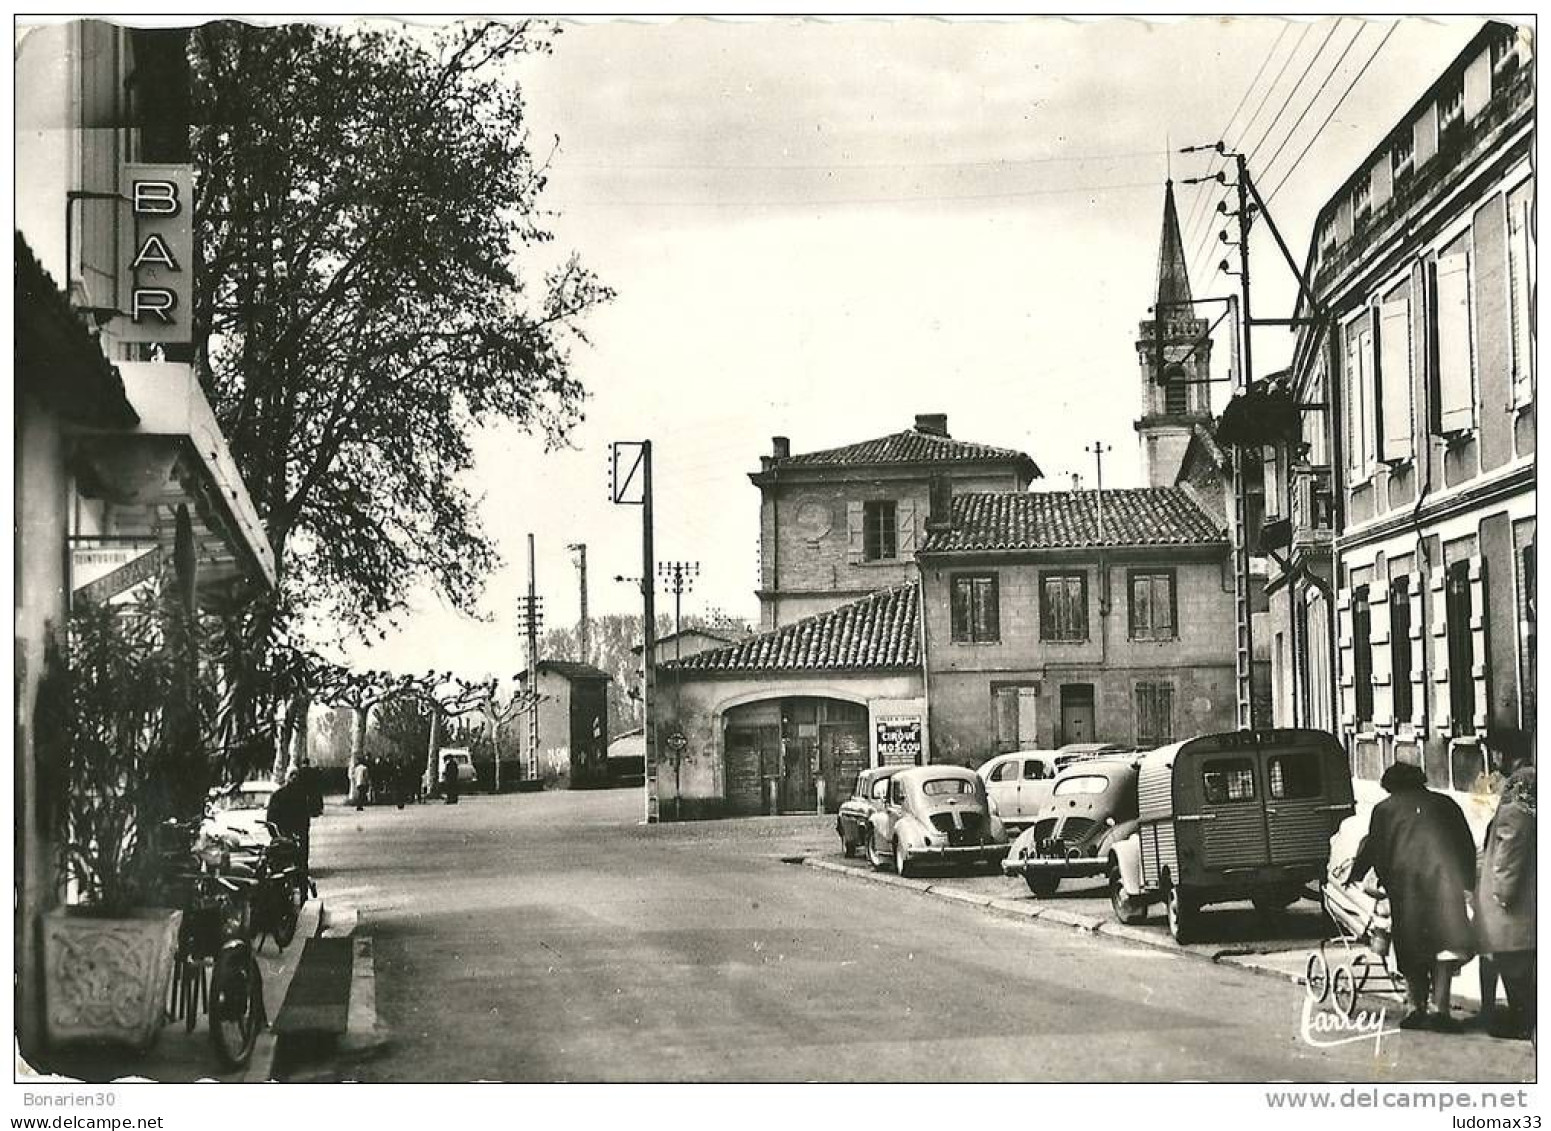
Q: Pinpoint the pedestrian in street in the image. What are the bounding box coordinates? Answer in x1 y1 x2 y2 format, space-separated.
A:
295 756 325 820
1349 761 1477 1032
351 758 371 812
442 753 461 805
1474 764 1536 1040
266 767 314 883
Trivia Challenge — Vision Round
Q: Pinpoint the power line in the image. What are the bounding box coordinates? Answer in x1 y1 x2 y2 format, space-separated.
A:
1187 19 1342 286
1257 21 1371 190
1180 22 1291 255
562 177 1161 209
561 147 1170 173
1265 23 1401 205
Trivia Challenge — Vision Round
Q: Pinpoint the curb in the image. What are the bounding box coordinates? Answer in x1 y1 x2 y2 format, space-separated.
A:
337 933 390 1059
798 858 1418 1015
241 897 326 1083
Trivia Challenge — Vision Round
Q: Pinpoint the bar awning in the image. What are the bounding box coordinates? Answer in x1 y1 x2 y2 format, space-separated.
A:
70 362 277 595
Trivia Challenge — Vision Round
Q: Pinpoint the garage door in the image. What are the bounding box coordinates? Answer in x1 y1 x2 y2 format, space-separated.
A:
725 725 776 816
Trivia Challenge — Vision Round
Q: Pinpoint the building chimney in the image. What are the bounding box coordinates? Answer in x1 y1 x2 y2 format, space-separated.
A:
914 413 949 437
771 436 791 460
926 476 953 532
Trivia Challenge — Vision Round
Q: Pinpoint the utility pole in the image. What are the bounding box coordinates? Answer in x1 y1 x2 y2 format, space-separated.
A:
1086 441 1112 617
610 441 655 822
1229 150 1258 732
567 543 590 664
658 561 700 661
518 534 543 788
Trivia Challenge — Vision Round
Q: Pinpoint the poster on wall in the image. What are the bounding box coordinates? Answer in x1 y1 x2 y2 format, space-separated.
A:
874 716 923 766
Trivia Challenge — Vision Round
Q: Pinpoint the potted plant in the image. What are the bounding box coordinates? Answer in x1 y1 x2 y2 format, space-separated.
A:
35 586 209 1052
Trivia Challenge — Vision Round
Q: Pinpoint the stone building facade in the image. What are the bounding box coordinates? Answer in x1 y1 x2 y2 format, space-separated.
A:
750 414 1040 629
1263 22 1533 828
917 483 1237 763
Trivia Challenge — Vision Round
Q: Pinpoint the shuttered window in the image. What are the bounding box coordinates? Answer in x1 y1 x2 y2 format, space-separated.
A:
1040 572 1088 642
1135 682 1174 747
1446 561 1475 736
1128 569 1176 640
1390 576 1414 724
950 574 999 644
1345 313 1377 477
862 500 898 561
1378 289 1413 462
1507 184 1534 407
1433 249 1476 434
1352 585 1374 724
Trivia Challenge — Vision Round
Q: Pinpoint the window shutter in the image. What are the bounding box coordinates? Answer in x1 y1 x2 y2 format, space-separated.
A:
896 499 919 557
1336 588 1356 730
1508 197 1534 407
1016 687 1039 747
1431 570 1452 733
1368 585 1393 727
1408 572 1427 728
1469 555 1490 731
846 501 864 565
1359 317 1378 472
1378 296 1413 461
1344 326 1360 474
1435 253 1476 433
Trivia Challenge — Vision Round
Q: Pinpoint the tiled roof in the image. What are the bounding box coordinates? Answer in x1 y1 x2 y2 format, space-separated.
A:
662 586 919 674
527 660 612 682
777 429 1037 473
921 488 1224 553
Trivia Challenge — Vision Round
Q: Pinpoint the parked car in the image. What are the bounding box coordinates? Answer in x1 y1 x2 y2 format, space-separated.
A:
1002 754 1142 897
1110 729 1354 943
836 765 905 857
438 748 478 788
977 750 1061 834
1054 742 1136 770
206 779 278 849
864 765 1009 877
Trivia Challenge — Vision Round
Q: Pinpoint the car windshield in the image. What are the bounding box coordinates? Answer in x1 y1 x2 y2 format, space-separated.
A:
211 788 271 813
1053 774 1109 797
921 778 975 796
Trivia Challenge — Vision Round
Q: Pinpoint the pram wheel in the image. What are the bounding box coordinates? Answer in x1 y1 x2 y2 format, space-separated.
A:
1332 964 1359 1018
1304 950 1331 1003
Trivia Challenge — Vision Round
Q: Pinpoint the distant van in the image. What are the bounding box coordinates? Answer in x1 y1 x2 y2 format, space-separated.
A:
1110 729 1354 943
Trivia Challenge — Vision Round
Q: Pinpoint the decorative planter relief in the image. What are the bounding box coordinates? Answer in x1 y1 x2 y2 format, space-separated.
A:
43 908 182 1052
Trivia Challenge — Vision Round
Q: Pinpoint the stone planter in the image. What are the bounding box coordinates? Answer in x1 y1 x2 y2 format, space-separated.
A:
43 907 181 1052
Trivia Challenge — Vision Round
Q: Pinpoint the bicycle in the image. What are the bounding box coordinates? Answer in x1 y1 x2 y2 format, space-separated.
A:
157 827 267 1070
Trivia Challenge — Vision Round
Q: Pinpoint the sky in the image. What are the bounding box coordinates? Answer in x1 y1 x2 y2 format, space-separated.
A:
340 14 1491 677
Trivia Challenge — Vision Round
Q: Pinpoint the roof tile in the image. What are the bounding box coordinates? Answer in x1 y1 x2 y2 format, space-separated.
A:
663 585 919 674
776 428 1036 473
922 488 1224 553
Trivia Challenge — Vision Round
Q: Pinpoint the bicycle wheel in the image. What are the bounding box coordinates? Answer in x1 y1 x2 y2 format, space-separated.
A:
271 882 301 950
209 946 265 1070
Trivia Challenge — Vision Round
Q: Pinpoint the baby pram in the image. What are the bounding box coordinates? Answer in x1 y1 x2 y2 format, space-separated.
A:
1304 815 1407 1018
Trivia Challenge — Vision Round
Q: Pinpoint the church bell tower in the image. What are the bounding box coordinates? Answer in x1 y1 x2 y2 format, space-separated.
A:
1134 180 1213 487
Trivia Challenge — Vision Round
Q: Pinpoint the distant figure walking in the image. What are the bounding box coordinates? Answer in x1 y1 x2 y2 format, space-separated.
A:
1475 765 1536 1040
441 753 461 805
351 758 371 812
1349 762 1477 1033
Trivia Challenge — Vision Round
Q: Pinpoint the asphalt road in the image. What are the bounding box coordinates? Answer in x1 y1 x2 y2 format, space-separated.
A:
308 789 1534 1083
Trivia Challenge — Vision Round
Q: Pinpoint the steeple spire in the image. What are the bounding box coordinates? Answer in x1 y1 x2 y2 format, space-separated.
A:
1155 179 1193 311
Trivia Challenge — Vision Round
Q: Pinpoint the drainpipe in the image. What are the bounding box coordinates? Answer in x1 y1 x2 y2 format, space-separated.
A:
916 568 932 767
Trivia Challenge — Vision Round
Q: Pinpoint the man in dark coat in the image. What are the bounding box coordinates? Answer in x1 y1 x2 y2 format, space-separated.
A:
294 757 325 819
1350 762 1477 1032
266 768 314 880
441 754 461 805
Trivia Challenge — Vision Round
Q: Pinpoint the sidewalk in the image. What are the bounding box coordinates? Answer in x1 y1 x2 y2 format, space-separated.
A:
801 855 1490 1016
25 899 326 1084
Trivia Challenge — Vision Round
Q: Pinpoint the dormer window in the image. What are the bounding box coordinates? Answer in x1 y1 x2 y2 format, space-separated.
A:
1391 130 1414 181
1353 173 1372 223
1439 77 1465 141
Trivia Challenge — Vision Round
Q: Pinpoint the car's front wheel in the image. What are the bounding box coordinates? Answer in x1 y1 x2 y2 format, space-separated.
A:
865 829 888 871
838 820 855 858
1166 880 1202 944
1109 866 1148 925
894 838 915 878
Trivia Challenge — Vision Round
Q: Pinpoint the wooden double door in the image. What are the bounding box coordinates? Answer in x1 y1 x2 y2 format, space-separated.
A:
724 697 869 816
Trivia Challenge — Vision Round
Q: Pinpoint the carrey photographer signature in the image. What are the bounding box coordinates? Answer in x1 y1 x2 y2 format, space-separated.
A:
1300 993 1399 1053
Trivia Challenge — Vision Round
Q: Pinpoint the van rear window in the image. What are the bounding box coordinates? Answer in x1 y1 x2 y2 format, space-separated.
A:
1202 758 1256 803
1268 754 1321 799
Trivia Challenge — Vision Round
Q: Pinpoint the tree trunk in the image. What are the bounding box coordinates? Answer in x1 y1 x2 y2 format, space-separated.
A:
423 710 442 796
